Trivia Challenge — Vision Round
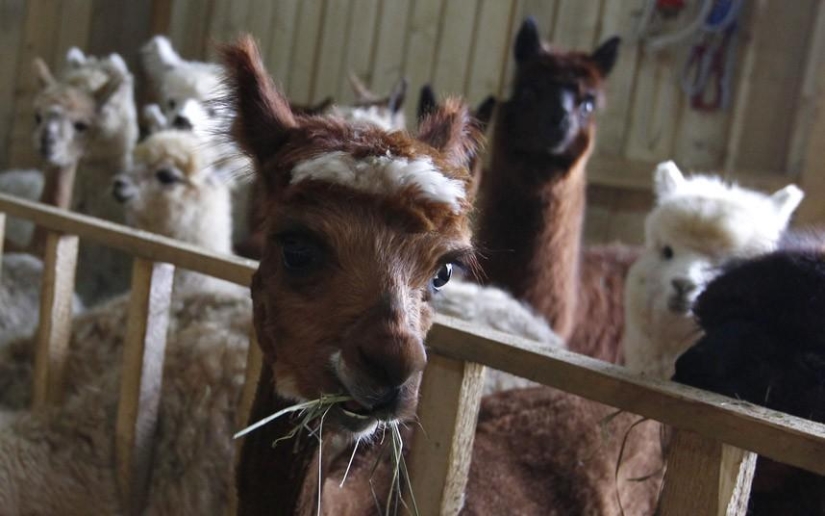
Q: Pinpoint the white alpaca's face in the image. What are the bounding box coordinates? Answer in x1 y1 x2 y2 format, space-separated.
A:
32 90 96 167
158 66 226 132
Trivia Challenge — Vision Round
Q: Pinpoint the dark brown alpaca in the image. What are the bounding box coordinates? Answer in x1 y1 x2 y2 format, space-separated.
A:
475 18 636 362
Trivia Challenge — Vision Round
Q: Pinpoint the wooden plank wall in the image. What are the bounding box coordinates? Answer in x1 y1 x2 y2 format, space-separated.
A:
1 0 823 245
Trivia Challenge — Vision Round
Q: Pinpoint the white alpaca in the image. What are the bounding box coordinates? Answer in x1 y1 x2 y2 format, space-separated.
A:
332 74 408 131
623 161 804 379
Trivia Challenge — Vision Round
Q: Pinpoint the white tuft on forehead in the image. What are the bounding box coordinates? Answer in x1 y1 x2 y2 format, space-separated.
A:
291 150 465 212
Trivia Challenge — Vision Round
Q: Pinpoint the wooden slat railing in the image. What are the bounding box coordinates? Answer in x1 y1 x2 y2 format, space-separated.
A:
2 192 825 516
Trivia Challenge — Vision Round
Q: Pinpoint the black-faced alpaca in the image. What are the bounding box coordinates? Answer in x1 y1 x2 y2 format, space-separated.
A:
673 236 825 515
474 17 634 363
418 84 497 200
223 36 662 516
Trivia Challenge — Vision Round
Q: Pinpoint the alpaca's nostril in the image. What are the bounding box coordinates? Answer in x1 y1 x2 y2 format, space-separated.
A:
172 116 193 130
671 278 696 295
370 386 401 413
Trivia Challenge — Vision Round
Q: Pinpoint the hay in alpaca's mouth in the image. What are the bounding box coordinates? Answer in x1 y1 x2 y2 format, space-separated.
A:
234 395 420 516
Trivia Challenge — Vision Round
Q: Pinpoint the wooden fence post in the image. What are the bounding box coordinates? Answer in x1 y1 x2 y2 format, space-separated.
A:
32 231 79 407
115 258 174 515
407 353 486 516
0 212 5 282
658 429 757 516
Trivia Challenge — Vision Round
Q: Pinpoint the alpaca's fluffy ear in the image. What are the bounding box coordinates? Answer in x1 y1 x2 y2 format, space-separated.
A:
515 17 542 64
653 161 685 200
348 72 377 102
388 77 408 114
418 97 483 173
32 58 56 90
220 35 297 166
107 53 129 75
770 184 804 226
92 68 124 110
473 95 497 133
66 47 86 68
591 36 621 77
142 104 167 134
417 85 437 122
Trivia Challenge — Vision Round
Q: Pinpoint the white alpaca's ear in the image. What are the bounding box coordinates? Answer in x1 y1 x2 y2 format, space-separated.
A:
142 35 182 77
770 184 804 226
653 161 685 200
142 104 168 134
66 47 86 67
32 58 56 90
107 53 129 74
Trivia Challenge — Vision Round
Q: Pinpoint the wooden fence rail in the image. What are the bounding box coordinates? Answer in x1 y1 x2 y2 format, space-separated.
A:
2 192 825 515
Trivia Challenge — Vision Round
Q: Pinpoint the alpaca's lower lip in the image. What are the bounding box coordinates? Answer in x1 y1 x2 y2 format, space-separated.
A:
330 405 378 434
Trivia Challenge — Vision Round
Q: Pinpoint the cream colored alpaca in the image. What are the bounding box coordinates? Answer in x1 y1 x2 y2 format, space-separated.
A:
623 161 804 379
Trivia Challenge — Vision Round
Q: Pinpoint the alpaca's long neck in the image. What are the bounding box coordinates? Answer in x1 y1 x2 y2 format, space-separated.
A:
236 366 322 516
476 129 591 338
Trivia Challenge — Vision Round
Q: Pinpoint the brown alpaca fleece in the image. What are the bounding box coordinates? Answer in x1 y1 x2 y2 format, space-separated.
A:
313 387 664 515
462 387 663 516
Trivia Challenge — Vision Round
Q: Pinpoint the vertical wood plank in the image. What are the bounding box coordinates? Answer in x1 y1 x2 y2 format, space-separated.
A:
0 212 6 283
336 0 380 104
658 430 757 516
312 0 352 102
785 0 825 178
287 0 325 103
7 0 62 169
796 65 825 224
593 0 645 157
551 0 603 50
263 0 300 88
464 0 514 104
168 0 214 59
727 0 816 175
370 0 412 95
624 49 683 163
0 0 28 169
402 0 444 121
407 355 486 516
115 258 174 515
244 0 276 51
432 0 480 97
227 329 263 516
53 0 93 65
32 232 79 407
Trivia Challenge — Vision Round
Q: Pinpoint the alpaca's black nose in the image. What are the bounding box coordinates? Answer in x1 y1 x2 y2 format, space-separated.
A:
172 115 192 130
369 386 401 413
672 278 696 295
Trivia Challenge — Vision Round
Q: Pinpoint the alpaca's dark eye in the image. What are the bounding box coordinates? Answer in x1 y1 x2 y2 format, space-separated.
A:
34 113 42 125
281 236 323 273
432 263 453 291
661 246 674 260
168 99 176 109
74 121 89 132
580 95 596 115
155 168 179 185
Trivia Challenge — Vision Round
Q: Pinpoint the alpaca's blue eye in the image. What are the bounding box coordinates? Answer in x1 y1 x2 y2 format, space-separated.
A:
581 96 595 115
432 263 453 291
661 246 674 260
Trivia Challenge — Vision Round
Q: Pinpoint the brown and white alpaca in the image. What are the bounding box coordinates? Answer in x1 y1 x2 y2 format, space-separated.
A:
474 17 633 363
217 37 661 516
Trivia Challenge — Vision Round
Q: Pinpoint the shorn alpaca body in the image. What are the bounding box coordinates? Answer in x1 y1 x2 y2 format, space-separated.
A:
674 236 825 515
475 17 629 362
220 37 661 516
623 161 803 379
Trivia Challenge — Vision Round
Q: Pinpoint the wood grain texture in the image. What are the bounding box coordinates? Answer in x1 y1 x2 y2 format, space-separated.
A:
0 193 256 286
658 430 757 516
0 0 27 168
32 231 79 407
115 258 174 515
407 354 486 516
